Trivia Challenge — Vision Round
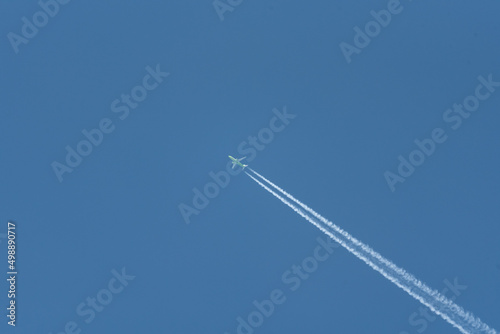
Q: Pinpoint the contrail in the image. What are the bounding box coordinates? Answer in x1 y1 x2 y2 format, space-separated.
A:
246 169 497 334
249 168 443 287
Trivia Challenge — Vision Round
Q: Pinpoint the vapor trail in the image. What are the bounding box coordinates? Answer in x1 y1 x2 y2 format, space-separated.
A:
246 170 496 334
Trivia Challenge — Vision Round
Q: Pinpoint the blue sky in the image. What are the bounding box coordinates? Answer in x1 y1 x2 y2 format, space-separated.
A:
1 1 499 333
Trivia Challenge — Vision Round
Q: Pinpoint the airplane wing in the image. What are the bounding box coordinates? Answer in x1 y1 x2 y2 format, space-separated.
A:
238 157 246 162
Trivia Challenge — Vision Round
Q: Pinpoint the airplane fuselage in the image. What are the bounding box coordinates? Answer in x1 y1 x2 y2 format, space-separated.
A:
228 155 248 169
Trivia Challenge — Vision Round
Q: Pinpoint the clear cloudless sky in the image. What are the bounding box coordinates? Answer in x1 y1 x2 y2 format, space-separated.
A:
1 1 499 333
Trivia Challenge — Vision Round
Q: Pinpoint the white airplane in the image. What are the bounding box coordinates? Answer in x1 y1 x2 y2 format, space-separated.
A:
228 155 248 169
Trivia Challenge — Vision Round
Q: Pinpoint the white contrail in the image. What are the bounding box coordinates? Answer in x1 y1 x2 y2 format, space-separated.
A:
245 170 496 334
249 168 440 287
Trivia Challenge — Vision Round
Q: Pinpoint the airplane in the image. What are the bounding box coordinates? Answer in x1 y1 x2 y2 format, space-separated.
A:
228 155 248 169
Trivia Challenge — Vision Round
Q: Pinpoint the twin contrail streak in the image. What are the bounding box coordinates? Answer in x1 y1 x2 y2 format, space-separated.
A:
245 168 496 334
